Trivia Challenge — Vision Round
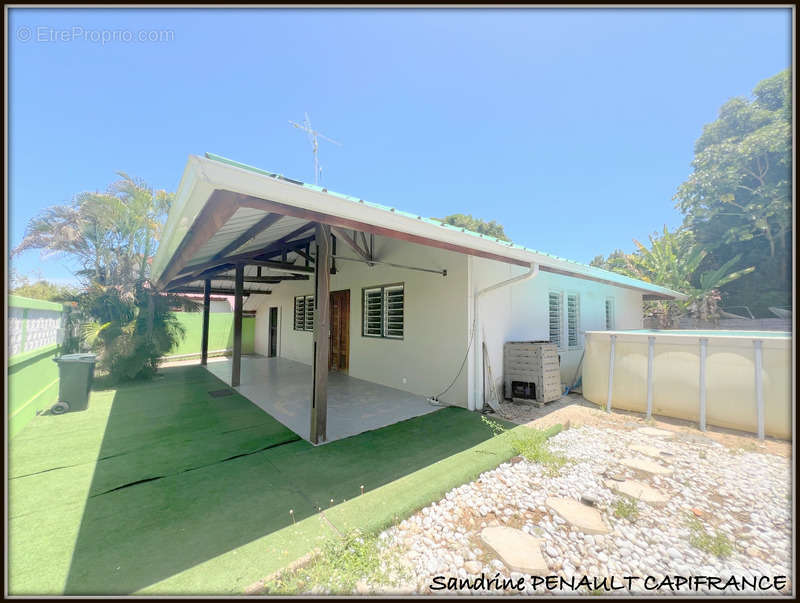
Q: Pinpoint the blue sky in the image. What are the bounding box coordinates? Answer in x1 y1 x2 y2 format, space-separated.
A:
8 8 791 285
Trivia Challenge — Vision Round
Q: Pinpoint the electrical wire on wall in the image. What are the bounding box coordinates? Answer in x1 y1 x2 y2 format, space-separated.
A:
428 262 539 411
428 314 479 405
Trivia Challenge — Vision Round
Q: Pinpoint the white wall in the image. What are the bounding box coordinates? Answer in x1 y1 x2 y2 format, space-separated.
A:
248 234 472 407
469 257 644 409
248 240 647 412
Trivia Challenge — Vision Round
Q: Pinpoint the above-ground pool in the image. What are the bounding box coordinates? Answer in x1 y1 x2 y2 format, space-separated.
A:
581 329 791 440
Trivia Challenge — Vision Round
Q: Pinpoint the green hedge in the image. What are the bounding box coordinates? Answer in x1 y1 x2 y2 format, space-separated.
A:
9 345 61 438
167 313 255 357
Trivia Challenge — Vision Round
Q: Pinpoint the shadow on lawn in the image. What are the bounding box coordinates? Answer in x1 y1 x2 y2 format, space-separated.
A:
63 365 497 594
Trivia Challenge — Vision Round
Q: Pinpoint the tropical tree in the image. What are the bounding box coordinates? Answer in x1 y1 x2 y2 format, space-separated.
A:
81 282 193 380
673 69 791 316
9 272 78 302
13 173 174 291
14 173 182 380
435 213 510 241
598 226 754 327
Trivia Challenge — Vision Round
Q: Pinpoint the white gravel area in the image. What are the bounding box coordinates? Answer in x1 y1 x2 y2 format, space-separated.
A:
375 424 793 595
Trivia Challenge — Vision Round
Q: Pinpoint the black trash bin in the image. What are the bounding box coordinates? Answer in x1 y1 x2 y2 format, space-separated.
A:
51 353 97 414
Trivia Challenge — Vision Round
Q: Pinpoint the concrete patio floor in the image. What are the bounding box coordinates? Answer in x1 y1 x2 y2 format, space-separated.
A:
205 356 441 443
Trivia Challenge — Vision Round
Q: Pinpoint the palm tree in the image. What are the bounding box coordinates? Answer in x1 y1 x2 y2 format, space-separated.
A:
14 173 183 380
13 173 174 291
612 226 754 327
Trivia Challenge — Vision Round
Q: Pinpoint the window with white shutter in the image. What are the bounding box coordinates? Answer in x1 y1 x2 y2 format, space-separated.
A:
294 295 314 332
305 296 315 332
363 287 383 337
567 293 580 347
384 285 404 338
548 291 562 348
605 298 615 330
294 296 306 331
363 283 404 339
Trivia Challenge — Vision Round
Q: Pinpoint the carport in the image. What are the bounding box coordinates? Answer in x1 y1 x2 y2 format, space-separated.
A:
152 153 531 444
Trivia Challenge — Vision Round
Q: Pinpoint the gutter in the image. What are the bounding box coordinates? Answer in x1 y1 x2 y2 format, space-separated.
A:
470 262 540 411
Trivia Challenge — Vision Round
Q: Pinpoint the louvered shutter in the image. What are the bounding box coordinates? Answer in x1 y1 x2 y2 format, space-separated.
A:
294 296 306 331
363 288 383 337
384 285 404 338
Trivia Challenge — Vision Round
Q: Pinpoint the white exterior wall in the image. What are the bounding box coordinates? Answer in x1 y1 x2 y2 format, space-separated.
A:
248 235 472 407
247 241 646 413
469 257 644 409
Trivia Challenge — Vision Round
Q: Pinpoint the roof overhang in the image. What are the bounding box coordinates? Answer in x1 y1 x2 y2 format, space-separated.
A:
152 154 687 301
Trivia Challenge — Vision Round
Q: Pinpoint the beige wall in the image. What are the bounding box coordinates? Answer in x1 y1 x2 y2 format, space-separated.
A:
248 234 472 407
582 331 791 440
248 239 658 414
468 257 645 409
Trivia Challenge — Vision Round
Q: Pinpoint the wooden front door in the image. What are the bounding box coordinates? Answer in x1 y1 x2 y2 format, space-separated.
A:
329 290 350 372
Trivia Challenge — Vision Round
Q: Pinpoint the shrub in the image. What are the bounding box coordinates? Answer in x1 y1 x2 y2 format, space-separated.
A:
80 281 189 381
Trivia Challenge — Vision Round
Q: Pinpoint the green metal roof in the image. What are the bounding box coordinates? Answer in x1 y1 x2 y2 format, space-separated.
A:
204 152 685 297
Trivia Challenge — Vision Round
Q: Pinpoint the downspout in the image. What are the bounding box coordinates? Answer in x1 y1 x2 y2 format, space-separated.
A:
470 261 539 411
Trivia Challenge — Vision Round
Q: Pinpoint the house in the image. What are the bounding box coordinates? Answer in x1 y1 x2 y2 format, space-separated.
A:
151 153 685 444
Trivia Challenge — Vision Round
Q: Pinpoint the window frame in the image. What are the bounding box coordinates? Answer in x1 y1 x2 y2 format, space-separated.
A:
548 290 563 349
293 294 315 332
566 291 581 348
604 297 616 330
361 282 405 340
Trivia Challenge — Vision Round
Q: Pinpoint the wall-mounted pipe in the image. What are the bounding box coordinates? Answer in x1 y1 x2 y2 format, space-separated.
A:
330 255 447 276
470 262 539 411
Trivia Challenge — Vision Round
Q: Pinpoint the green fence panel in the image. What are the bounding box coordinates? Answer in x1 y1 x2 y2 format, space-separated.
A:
8 345 61 438
168 313 255 357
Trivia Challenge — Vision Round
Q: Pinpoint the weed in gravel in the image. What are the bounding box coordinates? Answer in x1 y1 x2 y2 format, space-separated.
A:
686 515 732 558
481 416 567 476
510 430 568 476
263 529 408 594
612 497 640 522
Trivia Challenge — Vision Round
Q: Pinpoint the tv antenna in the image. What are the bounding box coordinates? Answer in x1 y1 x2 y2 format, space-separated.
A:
289 112 342 185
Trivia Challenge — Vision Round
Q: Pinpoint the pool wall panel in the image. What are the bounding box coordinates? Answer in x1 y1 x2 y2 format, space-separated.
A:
582 331 791 440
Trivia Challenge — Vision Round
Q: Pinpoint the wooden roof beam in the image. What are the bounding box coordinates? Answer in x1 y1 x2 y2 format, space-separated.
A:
212 212 284 260
330 226 371 261
156 190 241 289
236 193 530 268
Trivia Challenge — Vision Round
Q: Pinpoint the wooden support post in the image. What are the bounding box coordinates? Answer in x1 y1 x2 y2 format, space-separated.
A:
201 279 211 366
331 233 337 274
231 264 244 387
310 223 331 444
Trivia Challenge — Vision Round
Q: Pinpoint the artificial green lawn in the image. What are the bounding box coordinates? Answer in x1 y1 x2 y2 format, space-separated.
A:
8 365 520 595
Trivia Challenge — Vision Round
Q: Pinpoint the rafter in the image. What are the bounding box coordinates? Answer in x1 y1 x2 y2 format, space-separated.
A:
176 230 316 277
171 286 271 295
212 212 284 260
330 226 370 261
